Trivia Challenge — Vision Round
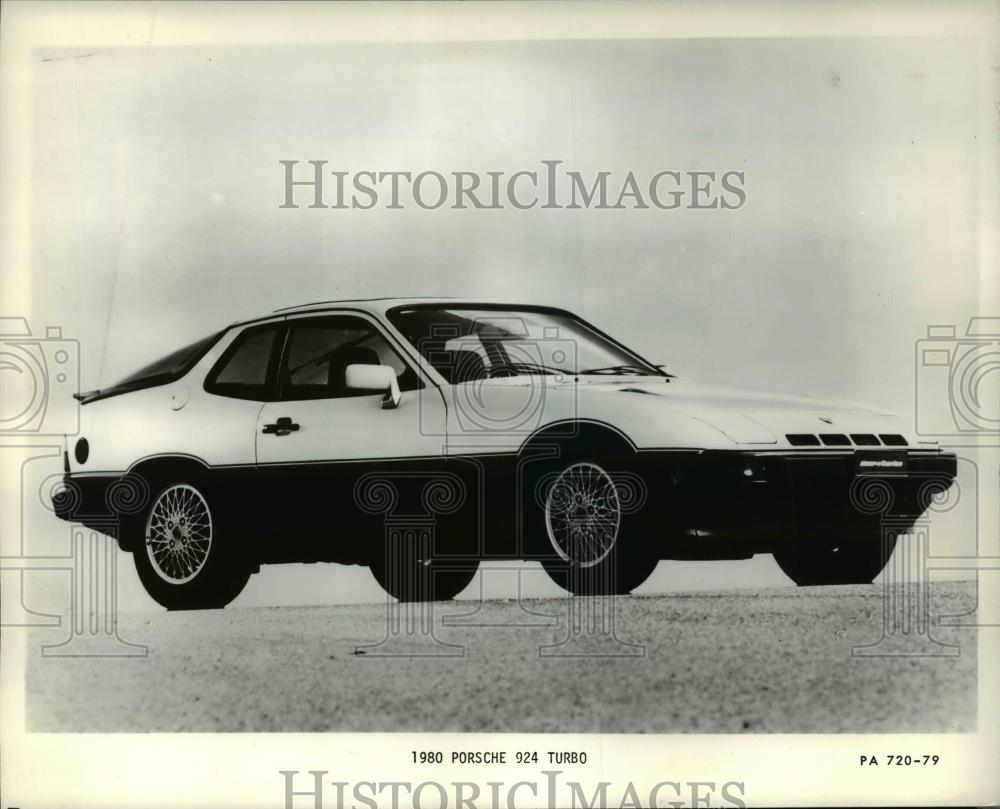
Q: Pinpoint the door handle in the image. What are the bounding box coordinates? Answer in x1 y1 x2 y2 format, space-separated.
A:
262 416 300 436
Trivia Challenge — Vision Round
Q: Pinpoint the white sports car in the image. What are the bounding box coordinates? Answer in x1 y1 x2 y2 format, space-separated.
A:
55 298 956 608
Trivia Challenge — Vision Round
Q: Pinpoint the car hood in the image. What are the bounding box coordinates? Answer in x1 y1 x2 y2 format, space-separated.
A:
525 375 900 445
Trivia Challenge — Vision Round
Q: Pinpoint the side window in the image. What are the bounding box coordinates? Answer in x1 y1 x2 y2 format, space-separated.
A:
204 325 282 400
280 316 420 401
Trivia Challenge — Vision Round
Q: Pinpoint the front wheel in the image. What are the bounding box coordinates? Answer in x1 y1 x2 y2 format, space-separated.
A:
133 481 251 610
535 458 658 596
773 535 897 586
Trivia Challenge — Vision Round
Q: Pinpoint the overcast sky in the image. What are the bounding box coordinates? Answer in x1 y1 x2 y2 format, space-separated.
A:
20 33 987 607
29 35 981 409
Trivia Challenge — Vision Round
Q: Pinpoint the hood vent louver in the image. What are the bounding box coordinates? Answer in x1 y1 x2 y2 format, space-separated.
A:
787 433 821 446
879 433 908 446
819 433 851 446
850 433 881 446
785 432 908 448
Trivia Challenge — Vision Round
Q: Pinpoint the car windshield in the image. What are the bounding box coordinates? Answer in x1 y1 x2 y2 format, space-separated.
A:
387 306 666 380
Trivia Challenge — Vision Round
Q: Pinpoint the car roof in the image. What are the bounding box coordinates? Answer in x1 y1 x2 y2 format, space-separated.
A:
230 297 569 327
271 296 460 315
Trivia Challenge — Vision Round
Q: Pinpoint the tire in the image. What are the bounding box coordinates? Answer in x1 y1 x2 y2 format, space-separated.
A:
132 479 252 610
370 534 479 602
773 534 897 586
528 445 658 596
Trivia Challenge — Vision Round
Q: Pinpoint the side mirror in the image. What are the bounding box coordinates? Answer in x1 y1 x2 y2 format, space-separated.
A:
345 364 401 409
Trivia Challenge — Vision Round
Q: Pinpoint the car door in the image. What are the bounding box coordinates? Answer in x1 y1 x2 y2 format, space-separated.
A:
255 312 448 549
200 319 287 465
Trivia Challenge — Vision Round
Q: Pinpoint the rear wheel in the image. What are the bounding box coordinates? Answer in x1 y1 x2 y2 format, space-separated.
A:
773 535 897 586
133 480 252 609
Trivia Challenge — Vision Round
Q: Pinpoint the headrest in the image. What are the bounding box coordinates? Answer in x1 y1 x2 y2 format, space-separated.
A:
430 349 487 384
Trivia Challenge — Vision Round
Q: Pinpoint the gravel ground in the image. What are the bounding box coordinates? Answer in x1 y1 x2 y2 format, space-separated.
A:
26 581 977 733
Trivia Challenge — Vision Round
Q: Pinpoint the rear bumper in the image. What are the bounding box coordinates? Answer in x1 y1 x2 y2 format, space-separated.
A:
52 474 123 536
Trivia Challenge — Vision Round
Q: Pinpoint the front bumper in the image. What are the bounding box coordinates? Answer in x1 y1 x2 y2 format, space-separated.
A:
666 448 957 548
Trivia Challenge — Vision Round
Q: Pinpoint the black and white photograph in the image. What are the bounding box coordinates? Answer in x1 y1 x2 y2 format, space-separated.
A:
1 1 998 807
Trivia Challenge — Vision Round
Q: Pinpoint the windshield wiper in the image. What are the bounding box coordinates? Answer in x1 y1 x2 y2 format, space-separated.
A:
580 364 660 376
489 362 574 377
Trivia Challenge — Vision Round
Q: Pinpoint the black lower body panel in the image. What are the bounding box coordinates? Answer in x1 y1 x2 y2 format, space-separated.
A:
657 449 957 557
52 449 957 563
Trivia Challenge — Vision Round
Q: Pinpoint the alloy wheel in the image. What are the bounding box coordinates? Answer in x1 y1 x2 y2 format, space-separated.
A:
544 461 621 567
145 484 213 584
